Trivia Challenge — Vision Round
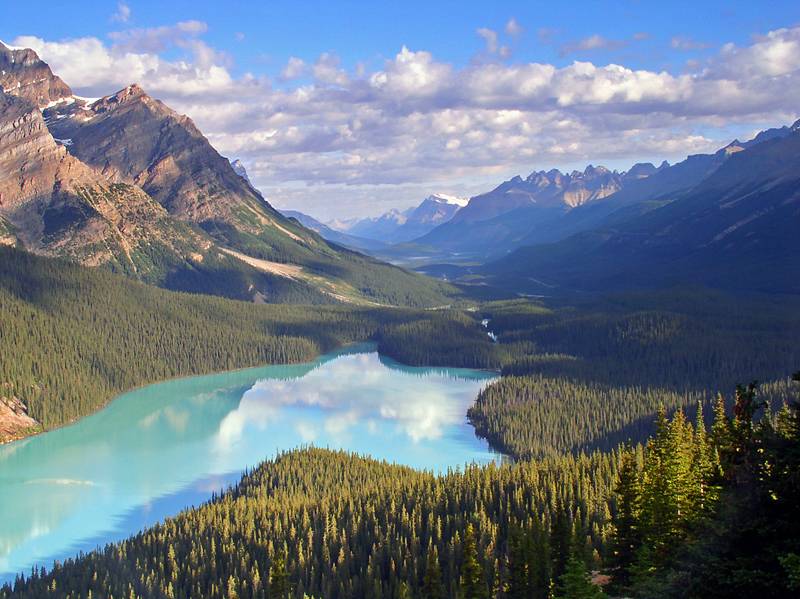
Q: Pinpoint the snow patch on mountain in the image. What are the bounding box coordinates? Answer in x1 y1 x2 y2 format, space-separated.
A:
429 193 469 207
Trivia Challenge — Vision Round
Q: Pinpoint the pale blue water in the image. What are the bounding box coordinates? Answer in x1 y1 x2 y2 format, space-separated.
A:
0 345 497 583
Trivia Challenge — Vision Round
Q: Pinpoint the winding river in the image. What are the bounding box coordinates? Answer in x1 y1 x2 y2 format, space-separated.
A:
0 344 498 583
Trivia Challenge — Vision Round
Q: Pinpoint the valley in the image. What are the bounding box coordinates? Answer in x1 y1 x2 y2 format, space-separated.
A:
1 13 799 599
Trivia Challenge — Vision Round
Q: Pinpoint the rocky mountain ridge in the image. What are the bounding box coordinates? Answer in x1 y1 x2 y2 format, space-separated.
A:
0 40 453 306
0 40 73 108
331 193 469 243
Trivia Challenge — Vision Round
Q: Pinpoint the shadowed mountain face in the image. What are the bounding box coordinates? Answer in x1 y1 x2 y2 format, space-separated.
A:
486 126 800 295
46 84 280 230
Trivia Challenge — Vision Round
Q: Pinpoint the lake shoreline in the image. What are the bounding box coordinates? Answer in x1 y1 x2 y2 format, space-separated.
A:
0 348 499 582
0 340 362 446
1 339 502 446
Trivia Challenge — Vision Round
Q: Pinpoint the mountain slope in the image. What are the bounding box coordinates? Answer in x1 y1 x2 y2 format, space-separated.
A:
46 84 278 227
487 127 800 294
509 152 728 251
399 166 627 260
0 42 454 307
0 90 209 279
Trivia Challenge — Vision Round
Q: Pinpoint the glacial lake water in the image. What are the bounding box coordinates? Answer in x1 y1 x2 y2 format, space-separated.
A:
0 345 498 583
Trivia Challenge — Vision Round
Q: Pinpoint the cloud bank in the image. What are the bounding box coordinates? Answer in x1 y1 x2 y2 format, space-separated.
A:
13 24 800 217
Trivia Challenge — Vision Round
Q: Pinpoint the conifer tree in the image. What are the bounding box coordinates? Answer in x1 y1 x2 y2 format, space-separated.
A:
506 526 531 599
610 445 640 590
422 545 445 599
550 502 573 593
557 555 604 599
460 524 487 599
269 554 290 599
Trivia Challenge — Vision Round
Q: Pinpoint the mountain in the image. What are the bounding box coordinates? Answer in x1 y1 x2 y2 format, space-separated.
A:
44 84 277 229
0 41 454 307
339 193 468 244
0 89 208 278
0 40 73 108
399 165 632 261
346 208 410 240
507 153 725 250
486 122 800 295
452 165 624 225
389 194 468 242
281 210 388 251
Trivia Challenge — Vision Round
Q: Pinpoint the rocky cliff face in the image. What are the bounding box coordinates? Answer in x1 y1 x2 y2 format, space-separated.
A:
0 91 97 217
0 41 73 108
451 165 624 225
0 394 40 444
0 90 209 275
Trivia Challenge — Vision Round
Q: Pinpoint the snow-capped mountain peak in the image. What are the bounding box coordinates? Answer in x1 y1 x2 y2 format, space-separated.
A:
230 159 252 185
428 193 469 207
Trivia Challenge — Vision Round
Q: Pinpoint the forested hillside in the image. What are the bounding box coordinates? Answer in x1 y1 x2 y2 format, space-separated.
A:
0 247 432 441
2 447 622 598
377 291 800 457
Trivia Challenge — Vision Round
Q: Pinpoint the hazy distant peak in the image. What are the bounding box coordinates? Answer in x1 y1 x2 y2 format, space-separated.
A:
624 162 659 180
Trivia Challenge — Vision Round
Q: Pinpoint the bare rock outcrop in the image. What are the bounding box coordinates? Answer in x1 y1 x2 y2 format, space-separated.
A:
0 394 40 443
0 41 73 108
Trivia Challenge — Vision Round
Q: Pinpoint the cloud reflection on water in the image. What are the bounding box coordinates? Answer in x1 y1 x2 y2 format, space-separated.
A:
215 353 489 447
0 348 496 583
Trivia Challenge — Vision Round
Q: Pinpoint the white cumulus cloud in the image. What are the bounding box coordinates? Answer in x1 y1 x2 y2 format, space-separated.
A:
13 23 800 218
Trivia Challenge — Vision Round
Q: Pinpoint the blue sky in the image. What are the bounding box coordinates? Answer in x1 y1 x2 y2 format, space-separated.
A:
3 1 800 218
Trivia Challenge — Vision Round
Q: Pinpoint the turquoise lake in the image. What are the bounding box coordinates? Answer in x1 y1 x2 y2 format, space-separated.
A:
0 345 498 583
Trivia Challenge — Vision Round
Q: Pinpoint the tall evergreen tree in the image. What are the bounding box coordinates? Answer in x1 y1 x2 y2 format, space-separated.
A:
610 445 640 590
460 524 487 599
422 545 445 599
557 555 604 599
269 554 290 599
506 526 531 599
550 502 573 594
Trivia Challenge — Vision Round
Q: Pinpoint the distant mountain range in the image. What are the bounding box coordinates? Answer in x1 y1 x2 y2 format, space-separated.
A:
274 113 799 296
0 40 452 307
415 119 799 294
280 210 388 252
329 194 468 244
386 163 672 262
